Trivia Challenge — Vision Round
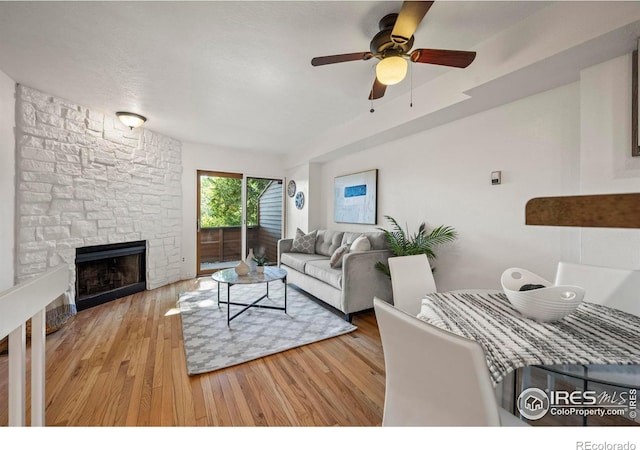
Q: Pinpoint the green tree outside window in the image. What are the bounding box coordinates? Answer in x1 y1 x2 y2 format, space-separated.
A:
200 177 271 228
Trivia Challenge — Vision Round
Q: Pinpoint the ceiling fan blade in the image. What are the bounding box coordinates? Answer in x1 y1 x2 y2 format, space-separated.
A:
410 49 477 68
368 78 387 100
391 1 434 45
311 52 373 66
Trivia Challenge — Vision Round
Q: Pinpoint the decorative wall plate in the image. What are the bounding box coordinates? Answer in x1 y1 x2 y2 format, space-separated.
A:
287 180 296 197
295 191 305 210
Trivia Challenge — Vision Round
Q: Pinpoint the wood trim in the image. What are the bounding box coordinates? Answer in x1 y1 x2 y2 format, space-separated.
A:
199 170 243 179
525 193 640 228
633 50 639 157
196 171 204 275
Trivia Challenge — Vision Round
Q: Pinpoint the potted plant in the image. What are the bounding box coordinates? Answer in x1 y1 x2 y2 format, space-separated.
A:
253 253 268 274
375 215 458 277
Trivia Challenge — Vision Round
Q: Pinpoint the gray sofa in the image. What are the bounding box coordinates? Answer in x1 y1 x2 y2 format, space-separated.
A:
278 230 393 321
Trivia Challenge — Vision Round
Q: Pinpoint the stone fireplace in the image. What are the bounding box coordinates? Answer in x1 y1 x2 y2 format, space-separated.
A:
14 85 183 326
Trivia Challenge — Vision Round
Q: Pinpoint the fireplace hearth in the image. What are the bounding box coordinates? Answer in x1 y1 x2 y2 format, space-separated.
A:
75 240 147 310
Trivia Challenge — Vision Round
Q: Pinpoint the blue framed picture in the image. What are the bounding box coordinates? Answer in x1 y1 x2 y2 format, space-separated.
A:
295 191 305 210
334 169 377 224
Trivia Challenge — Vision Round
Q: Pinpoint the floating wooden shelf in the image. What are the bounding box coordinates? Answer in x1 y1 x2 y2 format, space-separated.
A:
525 193 640 229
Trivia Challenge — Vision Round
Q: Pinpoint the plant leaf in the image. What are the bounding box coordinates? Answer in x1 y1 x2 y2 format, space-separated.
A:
374 261 391 278
377 215 458 262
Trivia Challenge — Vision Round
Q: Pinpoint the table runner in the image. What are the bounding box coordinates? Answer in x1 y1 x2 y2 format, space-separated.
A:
417 290 640 386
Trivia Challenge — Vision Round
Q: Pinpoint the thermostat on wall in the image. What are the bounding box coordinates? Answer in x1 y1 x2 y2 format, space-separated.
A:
491 171 501 185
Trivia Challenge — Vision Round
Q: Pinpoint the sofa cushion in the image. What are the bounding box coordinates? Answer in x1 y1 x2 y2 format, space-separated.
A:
280 252 327 273
305 259 343 290
329 243 350 268
291 228 317 254
350 235 371 252
315 230 344 256
341 231 388 250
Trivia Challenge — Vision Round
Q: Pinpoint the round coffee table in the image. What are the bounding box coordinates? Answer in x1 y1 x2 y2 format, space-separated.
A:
211 266 288 326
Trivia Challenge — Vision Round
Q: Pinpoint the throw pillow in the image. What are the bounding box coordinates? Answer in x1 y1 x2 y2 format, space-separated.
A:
350 235 371 252
291 228 317 254
329 244 350 269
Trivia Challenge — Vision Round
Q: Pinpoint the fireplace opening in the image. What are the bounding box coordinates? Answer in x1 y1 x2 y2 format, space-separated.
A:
75 240 146 311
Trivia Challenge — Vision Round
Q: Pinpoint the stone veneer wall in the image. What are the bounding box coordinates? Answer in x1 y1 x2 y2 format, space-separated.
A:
15 85 182 324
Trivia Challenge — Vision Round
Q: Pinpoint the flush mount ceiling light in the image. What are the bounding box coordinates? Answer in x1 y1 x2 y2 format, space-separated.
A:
375 54 408 86
116 112 147 129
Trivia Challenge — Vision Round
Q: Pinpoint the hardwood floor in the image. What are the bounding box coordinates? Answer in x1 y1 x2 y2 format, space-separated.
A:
0 278 385 426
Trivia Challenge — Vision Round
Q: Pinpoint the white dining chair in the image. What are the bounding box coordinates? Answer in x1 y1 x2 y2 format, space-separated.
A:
388 254 437 316
373 297 526 426
555 261 640 316
521 261 640 398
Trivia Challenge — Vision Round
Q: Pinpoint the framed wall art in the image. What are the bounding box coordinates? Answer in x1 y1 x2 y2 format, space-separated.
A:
334 169 377 224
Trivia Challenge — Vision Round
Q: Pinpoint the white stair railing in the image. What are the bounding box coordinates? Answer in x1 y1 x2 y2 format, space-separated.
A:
0 265 69 426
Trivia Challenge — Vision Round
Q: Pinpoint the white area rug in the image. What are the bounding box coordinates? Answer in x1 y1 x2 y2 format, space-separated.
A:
178 282 357 375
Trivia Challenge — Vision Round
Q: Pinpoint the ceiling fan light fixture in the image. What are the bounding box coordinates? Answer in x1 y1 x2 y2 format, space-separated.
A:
116 111 147 129
376 56 408 86
311 1 476 100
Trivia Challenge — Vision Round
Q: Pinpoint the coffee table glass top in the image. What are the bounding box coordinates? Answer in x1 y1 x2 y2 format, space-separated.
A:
211 266 287 285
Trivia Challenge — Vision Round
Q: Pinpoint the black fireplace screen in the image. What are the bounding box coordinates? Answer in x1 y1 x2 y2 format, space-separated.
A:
75 240 146 310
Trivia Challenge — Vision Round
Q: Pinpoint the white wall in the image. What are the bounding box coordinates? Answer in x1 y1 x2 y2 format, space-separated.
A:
284 163 309 239
180 142 284 279
284 162 323 239
0 70 14 290
316 83 582 290
579 54 640 269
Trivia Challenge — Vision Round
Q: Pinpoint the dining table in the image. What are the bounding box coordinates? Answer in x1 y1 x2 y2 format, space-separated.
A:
417 289 640 387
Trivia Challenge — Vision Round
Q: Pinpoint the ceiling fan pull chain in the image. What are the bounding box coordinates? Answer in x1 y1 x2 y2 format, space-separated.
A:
369 65 376 112
410 61 413 108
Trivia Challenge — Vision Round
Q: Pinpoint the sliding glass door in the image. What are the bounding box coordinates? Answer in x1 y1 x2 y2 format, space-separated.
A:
244 176 284 267
197 170 243 276
197 171 284 276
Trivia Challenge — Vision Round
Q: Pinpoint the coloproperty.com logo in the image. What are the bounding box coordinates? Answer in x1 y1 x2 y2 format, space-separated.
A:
517 387 637 421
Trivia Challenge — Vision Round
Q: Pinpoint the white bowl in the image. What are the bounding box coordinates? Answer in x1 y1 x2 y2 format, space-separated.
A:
500 267 585 322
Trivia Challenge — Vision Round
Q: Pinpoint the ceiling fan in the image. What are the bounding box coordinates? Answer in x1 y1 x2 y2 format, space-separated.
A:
311 1 477 100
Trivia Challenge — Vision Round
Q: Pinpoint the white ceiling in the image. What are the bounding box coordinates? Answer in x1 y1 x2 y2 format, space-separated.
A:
0 1 555 156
